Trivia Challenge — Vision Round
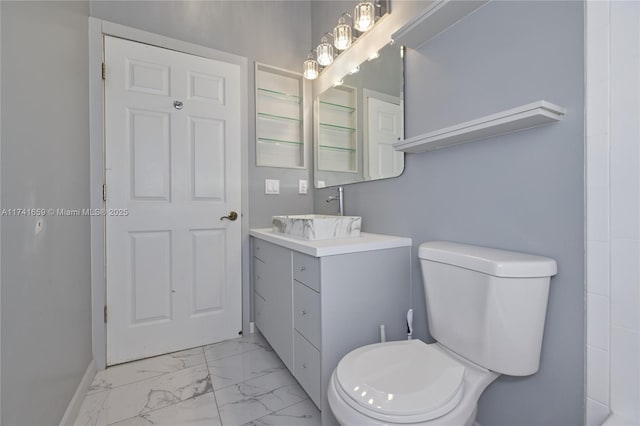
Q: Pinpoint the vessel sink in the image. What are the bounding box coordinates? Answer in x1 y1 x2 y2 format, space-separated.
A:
272 214 362 240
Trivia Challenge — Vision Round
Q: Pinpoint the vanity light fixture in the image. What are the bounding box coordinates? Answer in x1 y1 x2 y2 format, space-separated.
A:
317 33 335 67
354 1 376 32
302 0 388 80
303 51 319 80
333 13 353 51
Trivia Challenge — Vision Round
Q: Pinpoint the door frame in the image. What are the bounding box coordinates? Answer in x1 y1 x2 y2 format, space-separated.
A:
89 18 250 370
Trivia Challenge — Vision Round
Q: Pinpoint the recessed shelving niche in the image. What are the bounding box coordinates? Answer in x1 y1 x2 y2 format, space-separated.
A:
256 64 305 168
316 85 358 173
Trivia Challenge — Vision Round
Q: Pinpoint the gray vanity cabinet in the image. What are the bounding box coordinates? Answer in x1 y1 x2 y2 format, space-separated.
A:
252 238 293 371
251 233 411 423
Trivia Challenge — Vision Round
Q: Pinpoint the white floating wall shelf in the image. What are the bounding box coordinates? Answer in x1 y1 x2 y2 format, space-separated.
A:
393 101 566 154
391 0 489 49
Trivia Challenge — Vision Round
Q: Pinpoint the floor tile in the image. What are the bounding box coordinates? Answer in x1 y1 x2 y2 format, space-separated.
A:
74 334 315 426
89 347 205 394
207 347 286 390
242 399 321 426
109 393 221 426
216 369 308 425
74 364 211 426
204 332 272 363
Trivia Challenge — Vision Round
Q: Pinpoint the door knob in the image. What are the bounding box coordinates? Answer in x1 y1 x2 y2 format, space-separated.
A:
220 211 238 221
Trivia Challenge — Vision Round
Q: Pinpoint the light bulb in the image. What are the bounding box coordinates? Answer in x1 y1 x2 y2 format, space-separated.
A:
354 1 375 32
316 33 334 67
303 52 319 80
333 13 352 51
348 65 360 75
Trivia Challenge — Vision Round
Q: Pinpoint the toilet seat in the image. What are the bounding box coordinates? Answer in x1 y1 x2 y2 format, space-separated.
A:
334 340 466 423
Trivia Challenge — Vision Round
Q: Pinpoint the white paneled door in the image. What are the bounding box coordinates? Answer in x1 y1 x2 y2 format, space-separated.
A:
104 36 241 365
366 96 404 180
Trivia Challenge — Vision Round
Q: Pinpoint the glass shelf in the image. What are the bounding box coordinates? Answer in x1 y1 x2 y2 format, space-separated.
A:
258 112 302 123
257 87 301 102
319 122 356 132
258 137 303 146
319 100 356 112
319 144 356 152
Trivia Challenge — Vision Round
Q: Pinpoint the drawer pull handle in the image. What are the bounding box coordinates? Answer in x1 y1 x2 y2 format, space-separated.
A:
301 310 307 316
300 266 306 271
302 363 307 369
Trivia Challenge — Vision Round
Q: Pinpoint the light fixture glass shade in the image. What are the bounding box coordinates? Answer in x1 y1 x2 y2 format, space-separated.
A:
333 13 352 51
303 53 319 80
316 33 334 67
354 1 375 32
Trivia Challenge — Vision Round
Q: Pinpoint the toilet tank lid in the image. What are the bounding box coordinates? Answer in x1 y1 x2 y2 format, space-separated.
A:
419 241 558 278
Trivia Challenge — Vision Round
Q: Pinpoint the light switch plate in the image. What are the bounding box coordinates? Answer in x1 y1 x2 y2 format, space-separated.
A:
298 179 308 194
265 179 280 194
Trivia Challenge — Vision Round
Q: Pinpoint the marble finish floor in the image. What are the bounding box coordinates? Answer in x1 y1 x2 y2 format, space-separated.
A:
74 332 321 426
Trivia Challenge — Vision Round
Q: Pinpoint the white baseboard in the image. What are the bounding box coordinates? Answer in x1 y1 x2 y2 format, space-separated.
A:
59 359 96 426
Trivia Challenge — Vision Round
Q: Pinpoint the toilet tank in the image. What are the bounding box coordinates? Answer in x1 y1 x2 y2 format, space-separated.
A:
419 241 557 376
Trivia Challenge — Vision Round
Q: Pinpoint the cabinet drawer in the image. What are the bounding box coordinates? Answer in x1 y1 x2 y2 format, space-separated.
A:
294 281 320 349
292 252 320 292
253 258 267 299
294 331 321 407
253 238 268 262
254 238 286 264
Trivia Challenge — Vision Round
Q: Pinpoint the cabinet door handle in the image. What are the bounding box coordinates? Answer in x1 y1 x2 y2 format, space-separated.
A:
302 363 307 369
300 266 306 271
301 310 307 316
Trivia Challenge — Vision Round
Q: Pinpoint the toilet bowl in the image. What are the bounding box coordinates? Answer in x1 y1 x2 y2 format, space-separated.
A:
327 340 499 425
328 241 557 425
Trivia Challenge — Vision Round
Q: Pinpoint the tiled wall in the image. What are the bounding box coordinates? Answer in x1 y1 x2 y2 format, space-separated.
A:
585 2 640 425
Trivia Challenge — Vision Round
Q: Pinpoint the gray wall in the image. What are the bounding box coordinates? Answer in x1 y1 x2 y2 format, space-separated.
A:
90 1 315 228
1 1 92 424
314 1 585 425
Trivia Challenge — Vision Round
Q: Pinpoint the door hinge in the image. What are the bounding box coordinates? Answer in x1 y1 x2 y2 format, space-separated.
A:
104 305 108 323
101 62 106 80
103 184 107 202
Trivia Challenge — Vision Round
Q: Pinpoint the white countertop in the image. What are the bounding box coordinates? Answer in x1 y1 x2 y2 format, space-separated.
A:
249 228 412 257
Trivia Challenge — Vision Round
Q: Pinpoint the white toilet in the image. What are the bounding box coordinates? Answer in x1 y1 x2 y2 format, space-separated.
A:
327 241 557 425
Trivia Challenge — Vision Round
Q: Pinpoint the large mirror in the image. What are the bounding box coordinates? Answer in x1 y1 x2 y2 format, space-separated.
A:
314 42 404 188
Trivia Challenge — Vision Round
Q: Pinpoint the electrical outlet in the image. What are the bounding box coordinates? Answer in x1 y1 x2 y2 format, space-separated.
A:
298 179 308 194
265 179 280 194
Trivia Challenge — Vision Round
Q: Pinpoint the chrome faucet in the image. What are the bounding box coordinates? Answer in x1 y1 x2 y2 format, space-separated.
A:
325 186 344 216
